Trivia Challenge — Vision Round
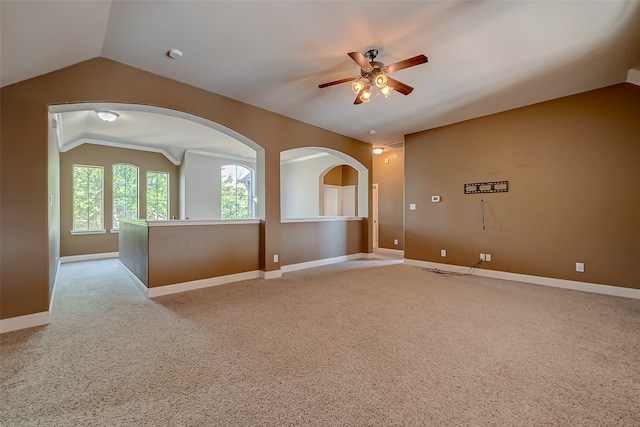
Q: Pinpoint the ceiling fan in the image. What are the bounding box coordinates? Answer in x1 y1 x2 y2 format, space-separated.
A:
319 48 428 104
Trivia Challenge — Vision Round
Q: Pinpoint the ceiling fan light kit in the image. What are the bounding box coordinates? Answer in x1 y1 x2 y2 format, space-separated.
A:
96 110 119 122
319 48 428 105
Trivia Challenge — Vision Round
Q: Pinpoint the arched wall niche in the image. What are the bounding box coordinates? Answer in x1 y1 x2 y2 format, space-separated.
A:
280 147 368 219
320 164 359 216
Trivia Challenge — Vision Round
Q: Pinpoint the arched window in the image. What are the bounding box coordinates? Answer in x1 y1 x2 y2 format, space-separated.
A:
112 163 139 229
221 164 254 219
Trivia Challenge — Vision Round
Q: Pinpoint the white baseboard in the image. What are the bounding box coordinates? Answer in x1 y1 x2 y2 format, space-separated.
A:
375 248 404 256
0 311 50 334
148 270 262 298
261 270 283 279
404 259 640 300
60 252 119 263
281 253 367 273
49 259 62 313
118 260 150 296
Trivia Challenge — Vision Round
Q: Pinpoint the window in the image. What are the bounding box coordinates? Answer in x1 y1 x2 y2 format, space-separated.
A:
147 171 169 220
72 165 104 231
112 163 139 229
221 164 254 219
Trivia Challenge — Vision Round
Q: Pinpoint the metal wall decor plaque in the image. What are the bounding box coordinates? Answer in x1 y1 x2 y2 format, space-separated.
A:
464 181 508 194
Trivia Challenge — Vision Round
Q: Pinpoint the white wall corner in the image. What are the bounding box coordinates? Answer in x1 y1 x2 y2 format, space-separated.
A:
0 311 51 334
626 67 640 86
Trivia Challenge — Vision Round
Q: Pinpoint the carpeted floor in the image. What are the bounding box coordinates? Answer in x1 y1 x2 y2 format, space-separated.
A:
1 257 639 426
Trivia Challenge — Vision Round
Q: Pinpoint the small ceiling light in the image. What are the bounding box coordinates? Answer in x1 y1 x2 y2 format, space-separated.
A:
352 80 365 94
368 129 376 135
374 73 387 88
96 111 119 122
360 87 372 103
373 147 384 154
380 85 393 98
168 48 183 59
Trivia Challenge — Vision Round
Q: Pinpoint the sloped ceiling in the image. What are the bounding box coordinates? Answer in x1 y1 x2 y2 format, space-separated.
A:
2 1 640 152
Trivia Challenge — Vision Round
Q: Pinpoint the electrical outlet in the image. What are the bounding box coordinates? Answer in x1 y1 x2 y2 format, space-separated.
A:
441 249 446 257
576 262 584 272
274 254 279 263
480 253 486 261
485 254 491 262
394 239 398 245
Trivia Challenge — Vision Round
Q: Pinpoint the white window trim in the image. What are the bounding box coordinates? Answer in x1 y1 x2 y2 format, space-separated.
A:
72 164 104 232
112 163 140 230
70 229 106 235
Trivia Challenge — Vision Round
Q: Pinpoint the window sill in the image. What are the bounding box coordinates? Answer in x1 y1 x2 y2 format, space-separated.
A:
70 229 106 235
110 229 119 234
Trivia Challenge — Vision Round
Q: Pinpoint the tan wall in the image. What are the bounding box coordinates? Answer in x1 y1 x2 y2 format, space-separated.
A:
405 83 640 289
148 223 260 287
118 221 149 286
0 57 372 319
60 144 179 256
280 220 364 266
324 165 358 186
373 149 404 250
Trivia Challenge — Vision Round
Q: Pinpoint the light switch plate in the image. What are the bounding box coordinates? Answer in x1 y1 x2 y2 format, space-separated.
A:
409 203 416 210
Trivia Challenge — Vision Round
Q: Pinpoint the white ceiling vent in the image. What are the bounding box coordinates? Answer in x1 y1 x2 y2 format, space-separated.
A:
385 141 404 150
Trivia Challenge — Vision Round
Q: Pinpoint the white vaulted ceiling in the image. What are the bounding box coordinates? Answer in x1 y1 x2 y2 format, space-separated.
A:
2 1 640 152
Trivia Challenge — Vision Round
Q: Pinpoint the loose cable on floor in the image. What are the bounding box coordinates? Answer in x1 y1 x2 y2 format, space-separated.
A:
424 259 484 276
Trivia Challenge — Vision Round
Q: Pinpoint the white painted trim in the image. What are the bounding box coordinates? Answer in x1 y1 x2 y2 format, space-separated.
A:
281 217 363 223
404 259 640 300
280 152 330 165
375 248 404 256
261 270 283 280
186 149 256 161
118 260 149 296
61 137 182 166
626 68 640 86
49 259 62 313
281 253 367 273
147 219 261 227
70 229 106 235
60 252 119 263
147 270 261 298
0 311 50 334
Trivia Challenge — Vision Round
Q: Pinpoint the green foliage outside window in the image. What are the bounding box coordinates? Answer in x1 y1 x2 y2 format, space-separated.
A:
221 165 252 219
147 171 169 220
73 165 103 231
112 164 138 228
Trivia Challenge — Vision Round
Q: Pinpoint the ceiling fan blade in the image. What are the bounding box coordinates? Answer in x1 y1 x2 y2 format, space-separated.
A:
354 88 364 105
386 54 428 73
386 77 414 95
319 77 356 88
348 52 373 71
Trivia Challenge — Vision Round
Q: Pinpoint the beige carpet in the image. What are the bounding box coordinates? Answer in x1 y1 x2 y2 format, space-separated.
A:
1 257 639 426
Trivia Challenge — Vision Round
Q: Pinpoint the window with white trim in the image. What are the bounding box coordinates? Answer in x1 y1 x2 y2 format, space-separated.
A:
147 171 169 220
72 164 104 232
112 163 139 229
221 164 254 219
